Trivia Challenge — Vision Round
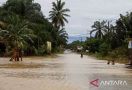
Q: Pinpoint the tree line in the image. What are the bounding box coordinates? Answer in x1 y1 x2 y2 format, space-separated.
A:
69 12 132 63
0 0 70 56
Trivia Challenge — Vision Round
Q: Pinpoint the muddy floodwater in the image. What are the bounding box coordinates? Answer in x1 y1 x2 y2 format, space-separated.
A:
0 51 132 90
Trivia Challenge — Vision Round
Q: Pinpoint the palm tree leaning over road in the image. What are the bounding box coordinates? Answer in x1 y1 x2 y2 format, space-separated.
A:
49 0 70 29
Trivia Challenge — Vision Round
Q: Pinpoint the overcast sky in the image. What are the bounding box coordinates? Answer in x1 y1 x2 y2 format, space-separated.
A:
1 0 132 37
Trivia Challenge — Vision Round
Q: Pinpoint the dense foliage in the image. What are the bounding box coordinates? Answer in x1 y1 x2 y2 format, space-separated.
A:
86 13 131 57
0 0 70 56
69 12 132 63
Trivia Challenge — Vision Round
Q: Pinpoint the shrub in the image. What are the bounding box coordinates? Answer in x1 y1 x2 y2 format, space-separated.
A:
99 42 110 56
109 46 128 59
85 38 102 53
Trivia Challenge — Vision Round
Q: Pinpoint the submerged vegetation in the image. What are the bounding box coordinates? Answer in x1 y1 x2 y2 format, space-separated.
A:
0 0 70 56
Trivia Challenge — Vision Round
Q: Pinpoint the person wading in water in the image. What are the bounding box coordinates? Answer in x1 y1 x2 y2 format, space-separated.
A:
81 51 83 58
9 47 23 61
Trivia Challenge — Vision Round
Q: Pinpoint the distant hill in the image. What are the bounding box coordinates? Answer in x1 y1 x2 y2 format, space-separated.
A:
68 36 87 43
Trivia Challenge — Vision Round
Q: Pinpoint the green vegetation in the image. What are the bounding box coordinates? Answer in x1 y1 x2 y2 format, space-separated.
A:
0 0 70 56
67 40 84 51
69 12 132 64
49 0 70 29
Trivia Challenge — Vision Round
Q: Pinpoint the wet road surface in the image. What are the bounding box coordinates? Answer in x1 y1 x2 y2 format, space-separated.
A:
0 51 132 90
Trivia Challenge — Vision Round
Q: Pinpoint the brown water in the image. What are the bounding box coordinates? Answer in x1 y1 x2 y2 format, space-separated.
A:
0 50 132 90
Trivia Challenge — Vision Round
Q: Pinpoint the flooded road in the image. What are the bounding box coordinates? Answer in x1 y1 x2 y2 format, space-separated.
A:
0 51 132 90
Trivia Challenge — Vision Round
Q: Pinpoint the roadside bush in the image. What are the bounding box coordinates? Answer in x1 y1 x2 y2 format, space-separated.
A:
109 46 128 59
99 42 110 56
85 38 102 53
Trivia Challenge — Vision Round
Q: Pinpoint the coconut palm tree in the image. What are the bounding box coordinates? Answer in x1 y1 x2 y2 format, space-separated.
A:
49 0 70 29
90 21 106 39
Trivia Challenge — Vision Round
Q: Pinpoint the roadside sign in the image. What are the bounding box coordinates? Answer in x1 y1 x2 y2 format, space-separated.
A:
128 41 132 49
